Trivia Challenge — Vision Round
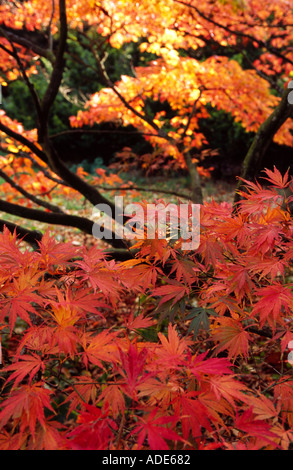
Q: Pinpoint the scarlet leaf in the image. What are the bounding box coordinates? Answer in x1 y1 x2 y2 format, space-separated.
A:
173 390 212 440
261 166 290 189
235 408 278 444
81 330 119 368
190 352 232 377
0 383 54 438
4 354 45 388
206 375 251 408
152 280 190 306
67 404 117 450
251 283 293 327
117 342 151 397
130 408 183 450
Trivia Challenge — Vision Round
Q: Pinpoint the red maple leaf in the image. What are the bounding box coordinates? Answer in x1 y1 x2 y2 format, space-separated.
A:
251 283 293 327
261 166 290 189
0 383 55 438
130 408 183 450
0 270 42 331
235 407 278 445
152 279 190 306
67 404 117 450
4 353 45 388
117 342 151 398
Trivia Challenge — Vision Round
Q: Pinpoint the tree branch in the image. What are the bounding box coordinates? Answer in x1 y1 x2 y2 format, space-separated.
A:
49 128 167 140
0 198 126 249
91 43 203 203
94 184 190 200
0 25 55 62
0 120 126 224
0 29 42 127
91 45 171 140
0 168 64 213
26 1 126 224
233 85 293 208
181 86 203 140
174 0 293 67
0 120 48 164
39 0 68 142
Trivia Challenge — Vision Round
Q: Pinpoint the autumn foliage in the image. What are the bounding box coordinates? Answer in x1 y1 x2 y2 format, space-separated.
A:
0 0 293 451
0 167 292 450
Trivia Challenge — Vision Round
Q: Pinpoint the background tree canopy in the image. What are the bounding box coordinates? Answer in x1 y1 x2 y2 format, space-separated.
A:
0 0 292 247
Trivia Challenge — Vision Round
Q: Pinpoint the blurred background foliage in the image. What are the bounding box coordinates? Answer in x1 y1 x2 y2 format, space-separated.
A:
3 26 291 180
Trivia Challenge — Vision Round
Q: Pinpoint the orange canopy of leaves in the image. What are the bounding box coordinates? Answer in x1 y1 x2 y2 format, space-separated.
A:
1 0 292 176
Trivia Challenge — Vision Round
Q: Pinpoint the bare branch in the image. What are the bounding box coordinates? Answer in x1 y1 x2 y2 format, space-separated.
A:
49 128 167 140
0 26 54 62
0 198 126 249
94 184 190 200
91 45 172 141
0 28 42 125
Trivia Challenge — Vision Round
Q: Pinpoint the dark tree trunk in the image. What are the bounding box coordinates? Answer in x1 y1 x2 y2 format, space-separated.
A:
233 86 293 208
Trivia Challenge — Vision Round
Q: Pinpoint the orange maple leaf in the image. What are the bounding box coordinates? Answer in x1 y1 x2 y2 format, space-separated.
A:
4 354 46 389
211 317 251 361
0 383 55 438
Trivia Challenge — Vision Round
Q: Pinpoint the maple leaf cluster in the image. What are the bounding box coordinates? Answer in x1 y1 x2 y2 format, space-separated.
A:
0 168 292 450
